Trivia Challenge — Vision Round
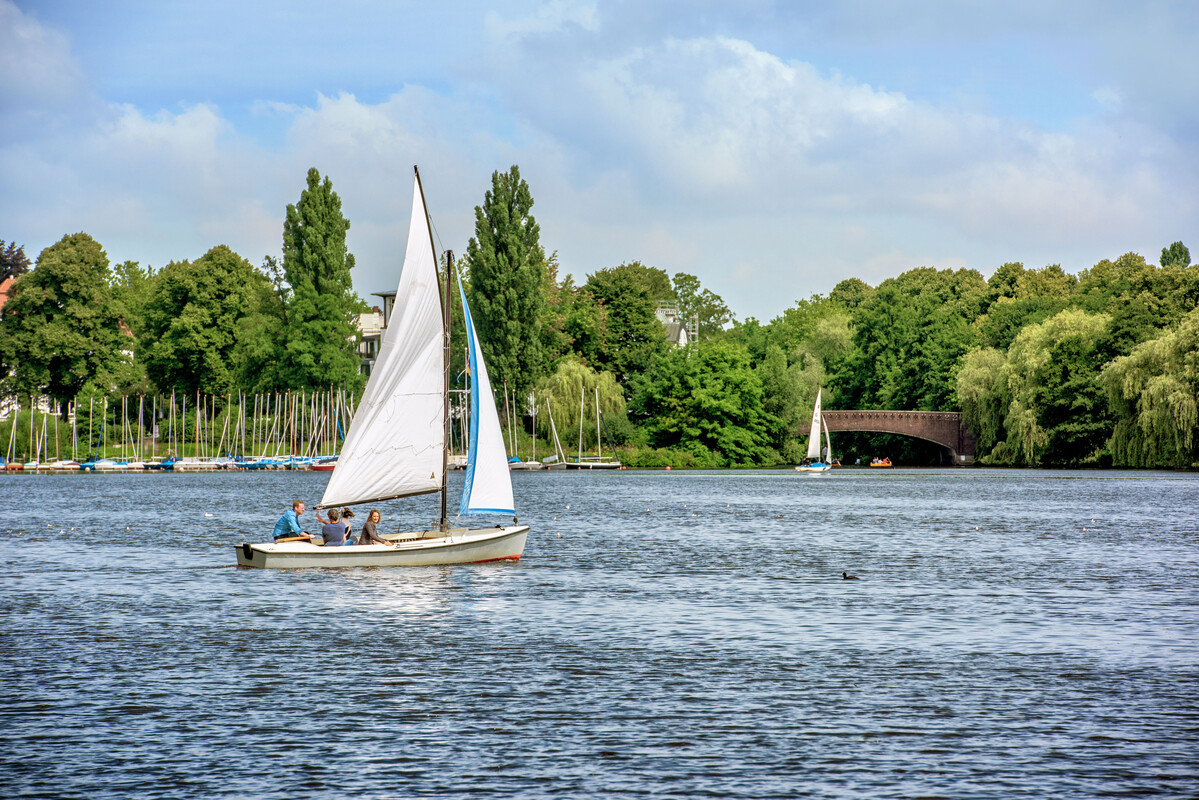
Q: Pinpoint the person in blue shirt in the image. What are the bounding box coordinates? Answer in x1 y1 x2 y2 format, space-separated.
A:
272 500 312 542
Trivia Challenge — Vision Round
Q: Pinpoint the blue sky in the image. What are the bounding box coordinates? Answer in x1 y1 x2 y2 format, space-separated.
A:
3 0 1196 321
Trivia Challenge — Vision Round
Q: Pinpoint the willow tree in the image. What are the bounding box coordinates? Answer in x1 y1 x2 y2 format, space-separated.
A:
955 347 1008 458
464 165 548 399
535 355 624 450
278 168 364 391
993 308 1111 466
1102 308 1199 467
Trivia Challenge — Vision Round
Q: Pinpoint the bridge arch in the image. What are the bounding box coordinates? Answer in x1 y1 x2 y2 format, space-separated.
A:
821 410 977 465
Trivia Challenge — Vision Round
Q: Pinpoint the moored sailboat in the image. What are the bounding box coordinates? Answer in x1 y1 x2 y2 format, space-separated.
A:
236 167 528 568
567 386 621 469
795 388 834 473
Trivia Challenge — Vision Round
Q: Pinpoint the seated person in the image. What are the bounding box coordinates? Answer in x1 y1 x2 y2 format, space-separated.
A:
357 509 392 546
273 500 313 542
321 508 355 546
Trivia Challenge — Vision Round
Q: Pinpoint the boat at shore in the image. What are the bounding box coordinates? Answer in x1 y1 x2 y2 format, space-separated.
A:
237 167 528 569
567 385 621 470
566 456 621 470
870 457 892 468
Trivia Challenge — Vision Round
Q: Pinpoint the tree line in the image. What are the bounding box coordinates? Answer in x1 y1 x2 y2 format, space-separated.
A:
2 165 1196 469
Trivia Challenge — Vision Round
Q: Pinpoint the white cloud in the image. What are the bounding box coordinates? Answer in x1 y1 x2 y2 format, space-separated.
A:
0 1 83 103
2 1 1196 322
485 0 599 39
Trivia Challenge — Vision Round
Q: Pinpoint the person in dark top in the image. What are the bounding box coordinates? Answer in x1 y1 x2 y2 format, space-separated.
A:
321 508 354 546
358 509 392 546
316 507 354 539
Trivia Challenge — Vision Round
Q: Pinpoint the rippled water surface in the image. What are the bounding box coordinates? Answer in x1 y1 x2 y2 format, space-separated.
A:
2 468 1197 798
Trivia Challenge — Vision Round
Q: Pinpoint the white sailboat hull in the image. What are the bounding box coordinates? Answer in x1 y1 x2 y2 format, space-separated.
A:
794 463 832 473
236 525 528 569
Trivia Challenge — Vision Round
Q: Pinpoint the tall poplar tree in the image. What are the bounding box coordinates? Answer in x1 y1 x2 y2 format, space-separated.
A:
279 167 364 390
464 165 548 398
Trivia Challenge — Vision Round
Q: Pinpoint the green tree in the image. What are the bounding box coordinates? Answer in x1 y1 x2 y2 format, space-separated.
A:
992 308 1111 465
583 264 667 384
1 240 32 282
1160 241 1191 269
139 246 274 395
562 286 608 368
535 356 625 452
538 252 572 369
1102 307 1199 467
630 339 769 465
278 167 365 391
955 347 1007 457
610 261 674 304
0 233 124 409
111 260 155 334
672 272 733 339
829 277 874 310
464 165 548 398
1076 251 1198 361
975 263 1074 350
724 317 771 364
840 267 987 411
756 343 805 461
228 256 288 393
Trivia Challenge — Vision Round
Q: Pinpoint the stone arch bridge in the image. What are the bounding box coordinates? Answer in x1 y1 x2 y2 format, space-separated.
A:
822 410 977 465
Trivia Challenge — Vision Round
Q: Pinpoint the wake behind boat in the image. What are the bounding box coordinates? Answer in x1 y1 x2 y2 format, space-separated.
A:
237 167 528 569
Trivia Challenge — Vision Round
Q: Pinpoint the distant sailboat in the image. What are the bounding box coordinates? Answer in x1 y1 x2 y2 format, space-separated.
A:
795 388 833 473
236 167 528 568
567 386 621 469
541 396 569 469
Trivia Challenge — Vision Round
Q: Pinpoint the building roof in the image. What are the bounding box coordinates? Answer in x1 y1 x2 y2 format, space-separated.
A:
0 276 14 315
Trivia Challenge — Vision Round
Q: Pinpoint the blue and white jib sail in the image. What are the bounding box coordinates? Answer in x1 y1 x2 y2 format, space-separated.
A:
458 281 516 516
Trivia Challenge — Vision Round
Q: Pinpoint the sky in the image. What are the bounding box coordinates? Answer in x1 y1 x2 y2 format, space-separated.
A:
2 0 1197 322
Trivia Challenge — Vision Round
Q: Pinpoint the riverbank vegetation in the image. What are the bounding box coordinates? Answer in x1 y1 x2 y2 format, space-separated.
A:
1 169 1196 469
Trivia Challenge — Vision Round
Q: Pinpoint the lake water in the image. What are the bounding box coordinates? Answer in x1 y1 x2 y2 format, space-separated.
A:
1 468 1197 798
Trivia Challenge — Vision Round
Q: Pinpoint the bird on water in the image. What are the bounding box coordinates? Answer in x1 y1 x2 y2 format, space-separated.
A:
842 571 859 580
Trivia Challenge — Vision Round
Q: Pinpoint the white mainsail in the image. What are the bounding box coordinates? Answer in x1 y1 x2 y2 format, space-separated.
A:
458 282 516 515
320 177 444 508
806 388 824 461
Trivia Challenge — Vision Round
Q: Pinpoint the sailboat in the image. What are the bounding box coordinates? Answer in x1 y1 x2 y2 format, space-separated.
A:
236 167 529 568
794 388 834 473
541 396 569 469
567 386 621 469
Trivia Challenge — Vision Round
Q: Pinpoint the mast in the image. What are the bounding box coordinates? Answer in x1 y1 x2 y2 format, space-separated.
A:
596 387 601 459
440 250 453 530
414 166 451 530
